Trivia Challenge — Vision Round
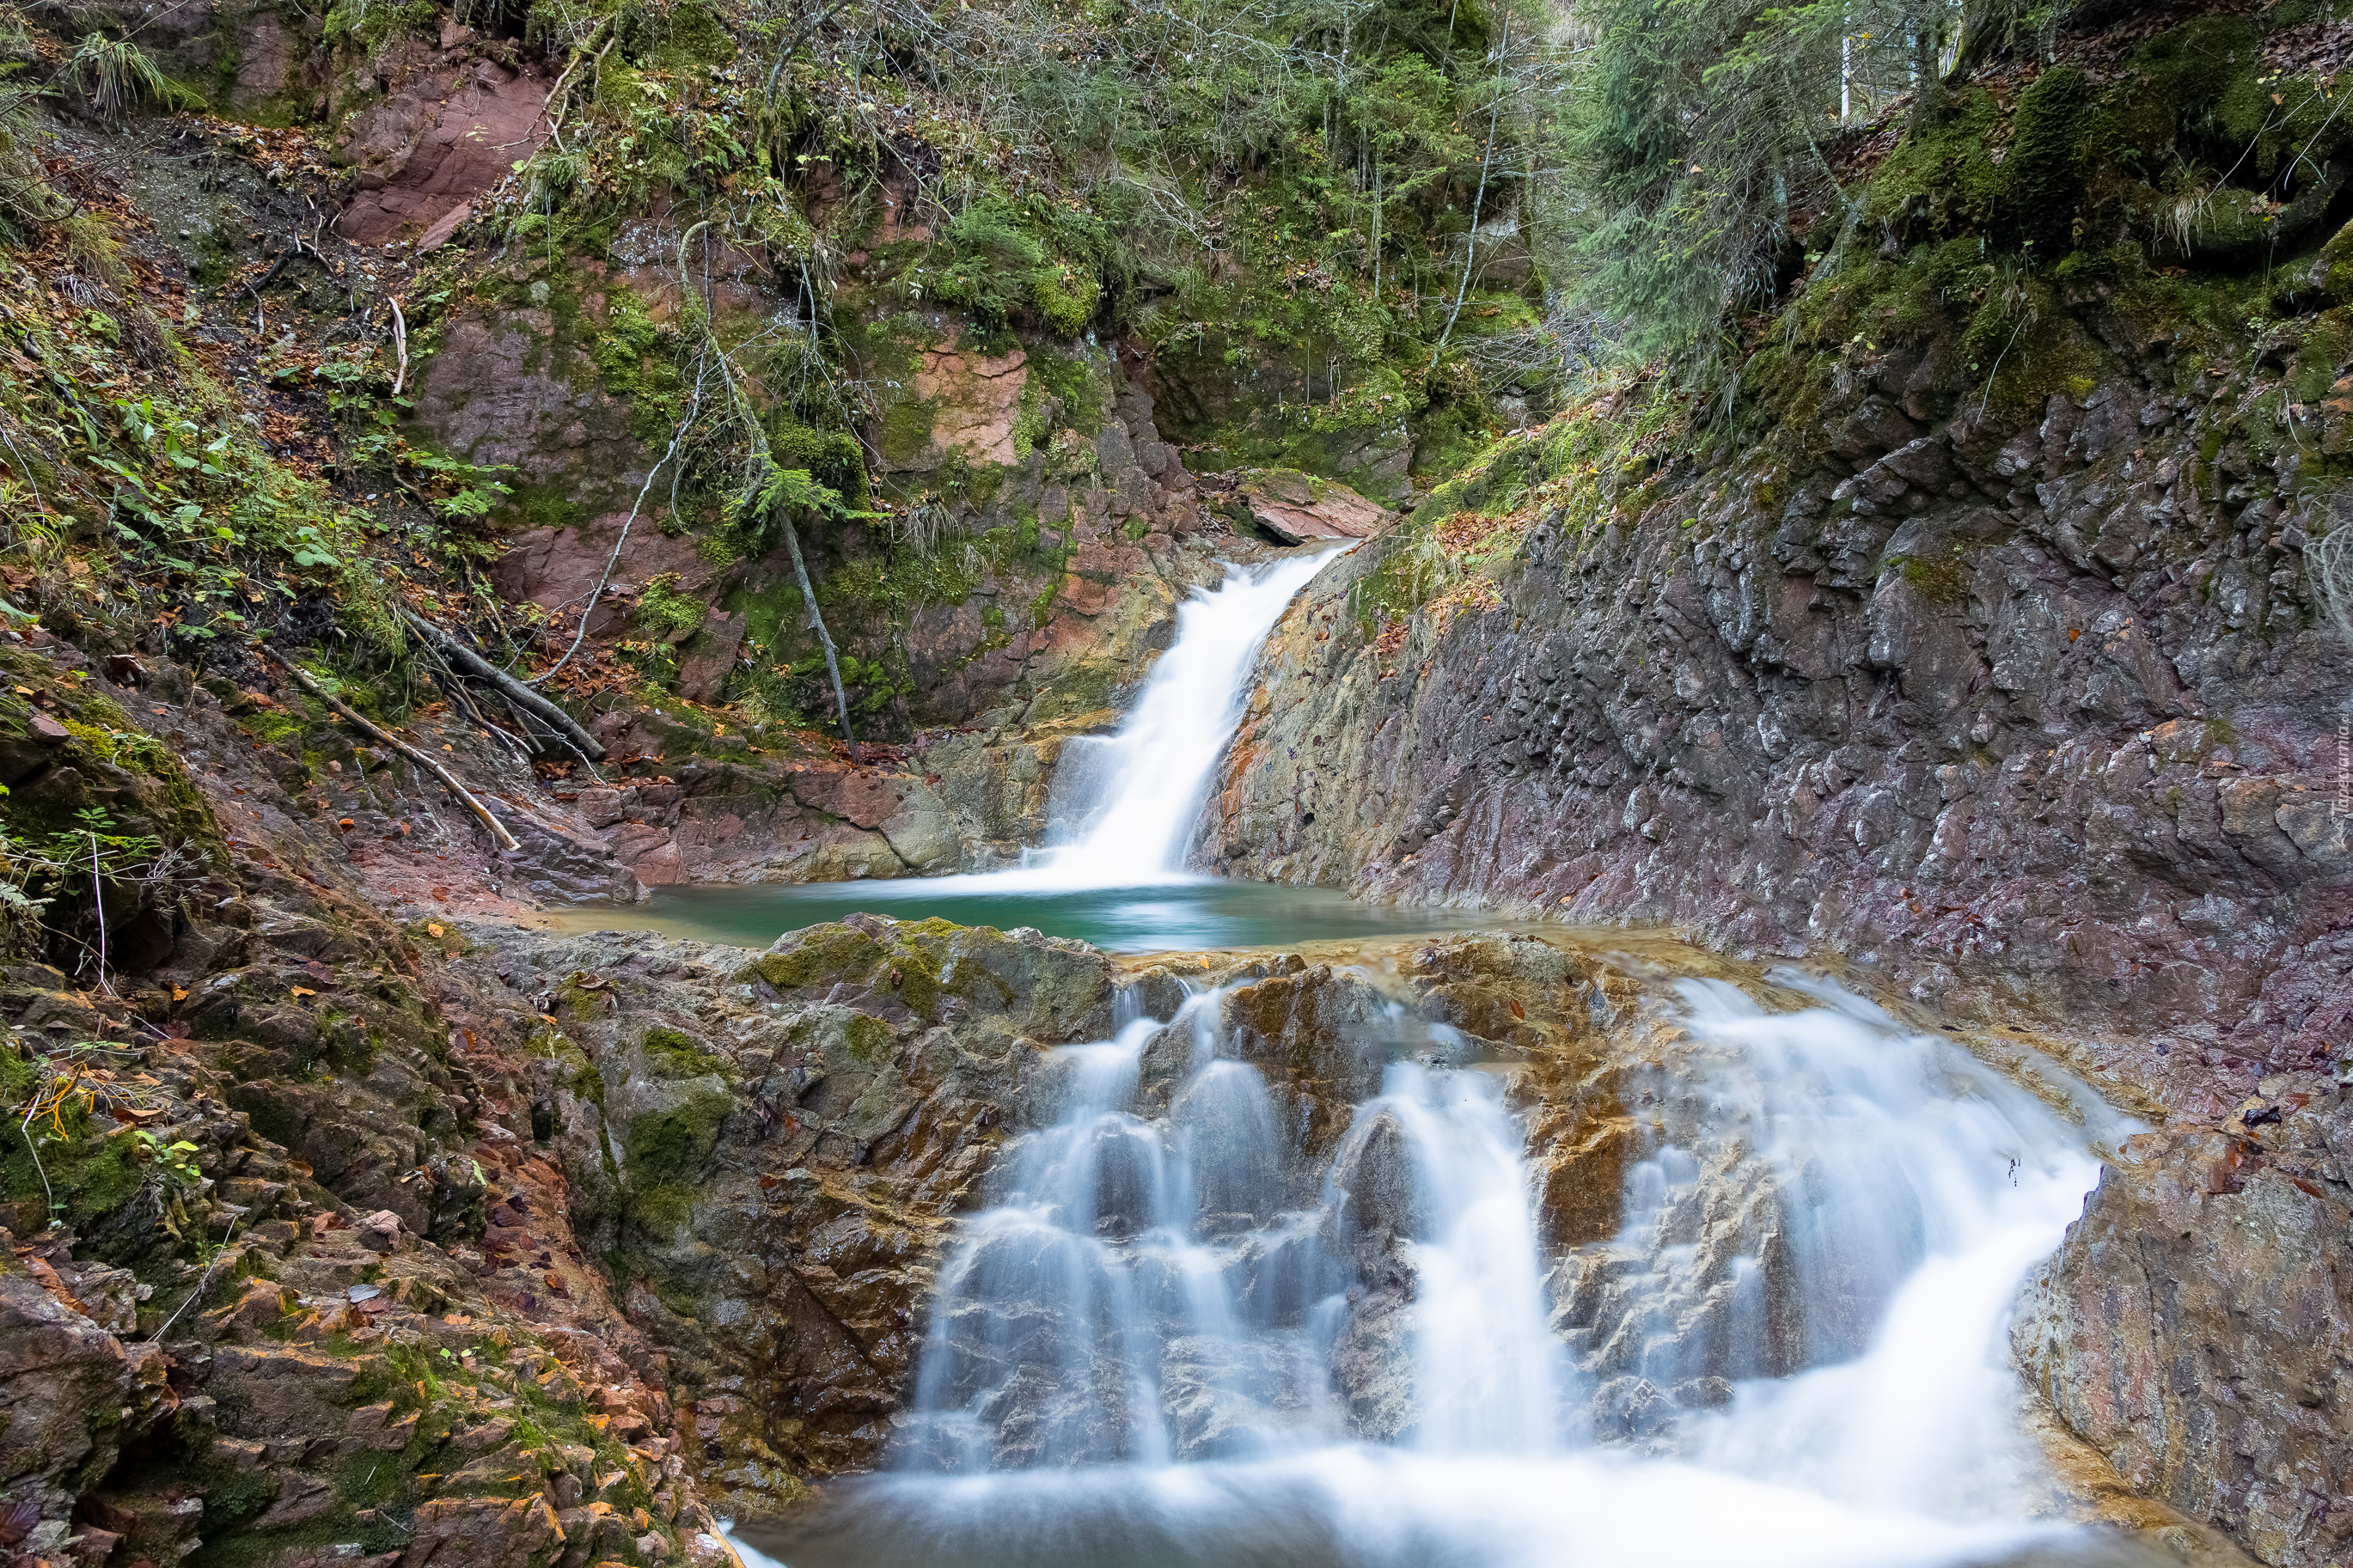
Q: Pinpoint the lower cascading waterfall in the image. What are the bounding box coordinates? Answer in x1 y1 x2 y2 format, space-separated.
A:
733 973 2145 1568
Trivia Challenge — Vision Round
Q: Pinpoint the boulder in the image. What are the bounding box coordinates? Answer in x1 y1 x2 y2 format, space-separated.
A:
1232 469 1395 545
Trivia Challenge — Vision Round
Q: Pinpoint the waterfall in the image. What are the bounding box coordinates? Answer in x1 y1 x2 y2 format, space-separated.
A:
894 998 1568 1473
1034 552 1330 884
735 971 2137 1568
908 552 1329 896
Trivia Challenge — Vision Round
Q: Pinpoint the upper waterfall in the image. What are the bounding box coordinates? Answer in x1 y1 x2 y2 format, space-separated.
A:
894 551 1330 898
1032 551 1333 884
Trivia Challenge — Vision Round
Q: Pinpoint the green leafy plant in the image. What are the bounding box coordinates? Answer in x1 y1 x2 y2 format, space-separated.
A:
635 573 707 638
128 1129 204 1187
67 34 194 120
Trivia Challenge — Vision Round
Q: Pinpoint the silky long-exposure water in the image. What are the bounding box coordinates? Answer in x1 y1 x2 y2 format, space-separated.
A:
663 550 2145 1568
731 970 2132 1568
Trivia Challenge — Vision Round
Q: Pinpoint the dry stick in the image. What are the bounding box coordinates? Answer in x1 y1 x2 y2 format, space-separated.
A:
140 1214 242 1348
675 223 859 756
86 833 113 995
402 613 606 760
0 423 43 515
425 638 533 758
531 20 617 151
256 645 519 852
19 1098 54 1226
416 637 533 761
530 412 691 688
1430 30 1507 372
388 296 409 397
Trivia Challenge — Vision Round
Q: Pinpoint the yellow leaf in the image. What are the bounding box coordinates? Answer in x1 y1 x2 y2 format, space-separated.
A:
171 985 188 1001
291 986 316 998
426 923 444 937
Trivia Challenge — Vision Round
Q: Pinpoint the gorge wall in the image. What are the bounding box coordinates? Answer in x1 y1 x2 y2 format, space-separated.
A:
1189 24 2353 1561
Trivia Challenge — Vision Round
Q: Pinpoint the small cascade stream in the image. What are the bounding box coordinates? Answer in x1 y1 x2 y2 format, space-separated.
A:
893 991 1570 1474
724 550 2152 1568
735 973 2138 1568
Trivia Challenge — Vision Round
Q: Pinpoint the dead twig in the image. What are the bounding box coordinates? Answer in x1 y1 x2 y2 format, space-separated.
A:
388 296 408 397
255 644 519 852
531 407 692 689
402 613 607 760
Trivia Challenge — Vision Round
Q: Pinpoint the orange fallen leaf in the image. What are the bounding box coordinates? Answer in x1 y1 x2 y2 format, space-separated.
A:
291 986 317 998
426 922 444 937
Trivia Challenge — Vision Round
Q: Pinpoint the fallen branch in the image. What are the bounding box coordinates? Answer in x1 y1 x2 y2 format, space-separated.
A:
531 408 691 689
535 21 618 151
679 220 859 756
413 635 534 762
388 296 409 397
86 832 113 996
401 613 608 761
255 644 519 852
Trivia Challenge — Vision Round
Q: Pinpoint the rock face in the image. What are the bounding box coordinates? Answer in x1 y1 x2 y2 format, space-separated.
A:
0 659 730 1568
563 757 969 885
1220 469 1397 545
1199 362 2353 1568
1202 375 2353 1124
2014 1094 2353 1568
468 916 1121 1504
336 41 553 246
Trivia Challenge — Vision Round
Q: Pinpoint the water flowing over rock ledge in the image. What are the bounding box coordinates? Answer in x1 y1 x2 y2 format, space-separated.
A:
1199 378 2352 1128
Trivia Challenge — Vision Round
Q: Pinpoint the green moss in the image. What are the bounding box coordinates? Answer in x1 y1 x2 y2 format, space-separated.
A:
1 1113 165 1234
591 288 688 442
2313 218 2353 302
626 1180 694 1235
921 198 1115 339
842 1012 893 1065
1897 550 1972 605
623 1089 731 1188
648 0 735 68
191 1446 278 1531
641 1026 726 1080
2288 308 2353 402
2005 66 2091 254
636 573 706 639
506 480 595 534
879 400 934 466
773 421 871 512
323 0 435 49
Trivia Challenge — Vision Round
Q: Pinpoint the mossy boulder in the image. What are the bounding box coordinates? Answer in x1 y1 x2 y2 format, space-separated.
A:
742 913 1115 1041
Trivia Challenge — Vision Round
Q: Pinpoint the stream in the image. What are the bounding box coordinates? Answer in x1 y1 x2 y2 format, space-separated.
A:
617 557 2144 1568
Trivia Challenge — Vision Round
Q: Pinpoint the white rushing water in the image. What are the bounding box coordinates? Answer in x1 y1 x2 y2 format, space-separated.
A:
1031 550 1331 883
891 551 1330 897
732 969 2138 1568
721 539 2146 1568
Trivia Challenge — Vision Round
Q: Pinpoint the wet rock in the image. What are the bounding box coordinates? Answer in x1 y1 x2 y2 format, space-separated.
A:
1333 1110 1425 1248
337 52 553 246
0 1252 161 1541
463 916 1119 1502
1201 368 2353 1129
2014 1115 2353 1568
